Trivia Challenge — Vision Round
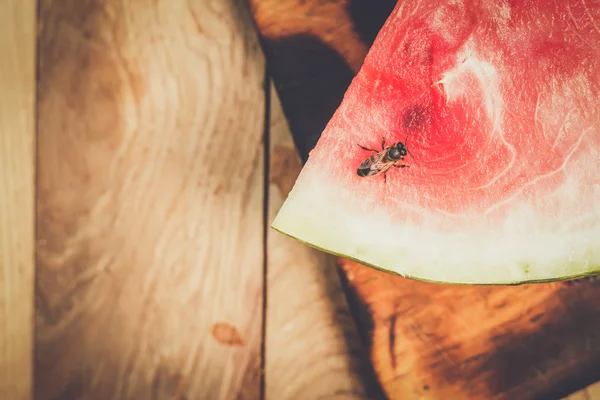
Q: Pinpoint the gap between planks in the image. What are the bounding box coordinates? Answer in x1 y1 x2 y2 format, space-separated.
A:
260 60 271 400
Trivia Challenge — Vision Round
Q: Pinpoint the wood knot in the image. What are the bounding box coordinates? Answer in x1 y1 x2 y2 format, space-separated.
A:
211 322 244 347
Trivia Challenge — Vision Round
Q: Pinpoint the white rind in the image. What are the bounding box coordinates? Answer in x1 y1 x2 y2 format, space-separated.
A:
272 175 600 285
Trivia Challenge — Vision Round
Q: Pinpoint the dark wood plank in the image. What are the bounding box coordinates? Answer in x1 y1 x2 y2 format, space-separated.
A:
0 0 36 399
340 259 600 400
248 0 600 398
36 1 265 398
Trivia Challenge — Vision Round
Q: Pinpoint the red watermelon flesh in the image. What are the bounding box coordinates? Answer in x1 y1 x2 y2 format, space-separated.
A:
272 0 600 284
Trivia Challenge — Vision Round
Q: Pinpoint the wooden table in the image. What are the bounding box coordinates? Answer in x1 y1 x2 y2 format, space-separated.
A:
1 0 600 399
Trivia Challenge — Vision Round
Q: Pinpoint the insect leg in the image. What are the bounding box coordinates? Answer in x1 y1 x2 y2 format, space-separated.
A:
393 164 410 168
381 138 386 150
383 172 387 184
357 144 378 153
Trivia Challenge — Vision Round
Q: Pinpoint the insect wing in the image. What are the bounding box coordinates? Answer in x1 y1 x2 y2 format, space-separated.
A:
358 151 392 176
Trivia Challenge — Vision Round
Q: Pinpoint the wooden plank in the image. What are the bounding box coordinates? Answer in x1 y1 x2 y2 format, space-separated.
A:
0 0 36 399
340 259 600 400
249 0 600 399
35 1 265 399
564 381 600 400
267 83 383 399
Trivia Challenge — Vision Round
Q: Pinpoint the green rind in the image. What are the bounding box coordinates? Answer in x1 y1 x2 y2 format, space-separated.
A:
271 224 600 286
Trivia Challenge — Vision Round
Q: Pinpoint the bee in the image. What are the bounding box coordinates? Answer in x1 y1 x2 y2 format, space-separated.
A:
356 136 413 183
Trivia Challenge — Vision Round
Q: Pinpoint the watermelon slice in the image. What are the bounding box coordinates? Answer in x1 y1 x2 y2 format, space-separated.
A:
272 0 600 284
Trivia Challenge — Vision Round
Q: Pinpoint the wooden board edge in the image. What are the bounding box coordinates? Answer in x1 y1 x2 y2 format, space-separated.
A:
0 0 37 399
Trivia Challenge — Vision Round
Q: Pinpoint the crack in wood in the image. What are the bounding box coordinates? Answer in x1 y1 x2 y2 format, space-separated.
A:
260 66 271 400
389 314 398 371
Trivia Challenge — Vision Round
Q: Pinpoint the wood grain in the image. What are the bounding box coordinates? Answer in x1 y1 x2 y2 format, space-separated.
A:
0 0 36 399
250 0 600 398
340 259 600 400
36 1 265 399
267 83 383 399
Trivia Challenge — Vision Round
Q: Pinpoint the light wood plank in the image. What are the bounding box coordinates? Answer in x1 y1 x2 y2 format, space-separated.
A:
267 83 372 399
36 1 265 399
584 381 600 399
0 0 36 399
564 390 589 400
565 381 600 400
